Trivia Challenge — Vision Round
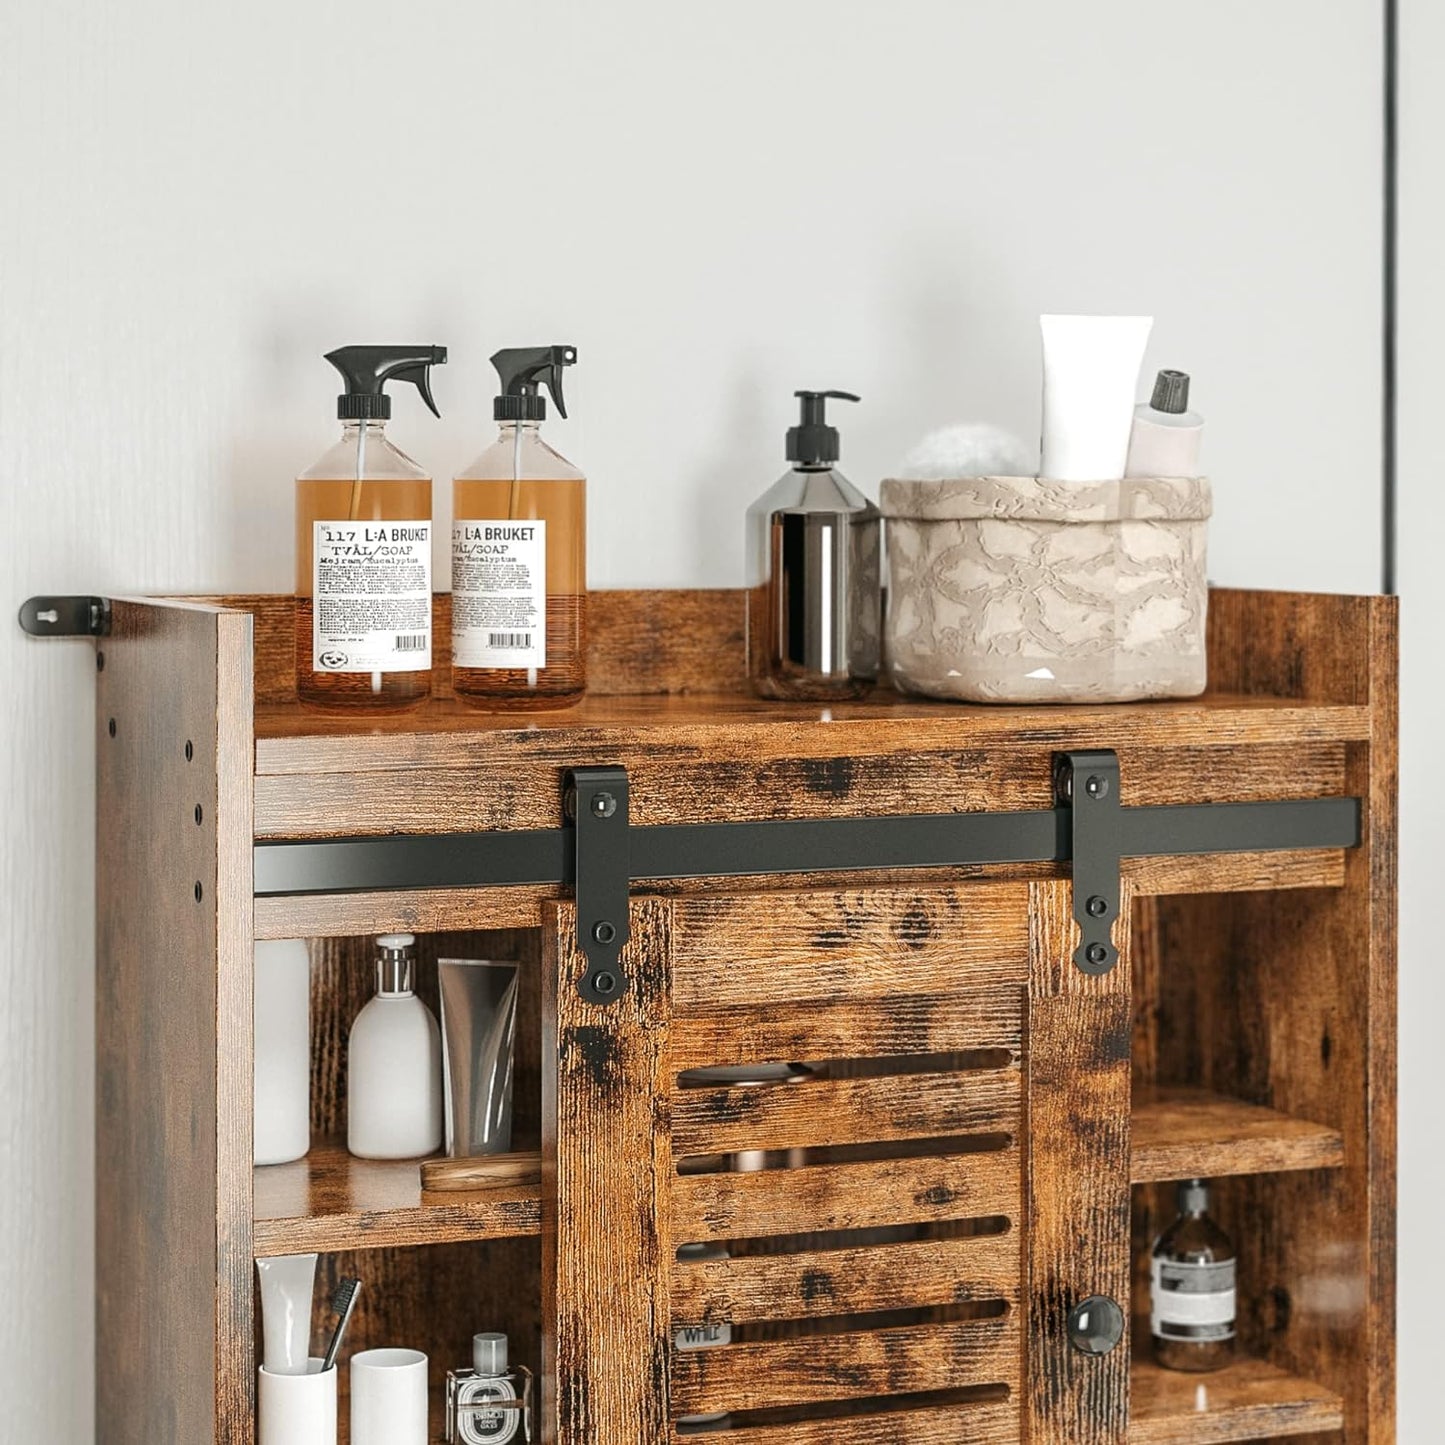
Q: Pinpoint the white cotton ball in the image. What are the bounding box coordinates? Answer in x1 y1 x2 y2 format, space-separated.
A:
896 423 1035 480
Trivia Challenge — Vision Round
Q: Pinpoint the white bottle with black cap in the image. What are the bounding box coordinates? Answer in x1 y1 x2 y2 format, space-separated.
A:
1125 369 1205 477
347 934 443 1159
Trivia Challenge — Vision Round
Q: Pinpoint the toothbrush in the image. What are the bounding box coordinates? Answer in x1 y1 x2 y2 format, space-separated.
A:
320 1277 362 1373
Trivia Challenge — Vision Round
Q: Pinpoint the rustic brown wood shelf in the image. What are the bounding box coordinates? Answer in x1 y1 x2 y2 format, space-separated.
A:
1130 1086 1345 1183
85 586 1396 1445
252 1142 542 1256
1130 1352 1345 1443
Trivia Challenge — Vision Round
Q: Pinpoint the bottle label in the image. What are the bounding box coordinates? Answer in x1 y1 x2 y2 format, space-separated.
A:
1151 1257 1236 1342
452 1376 518 1444
312 520 431 672
452 520 547 669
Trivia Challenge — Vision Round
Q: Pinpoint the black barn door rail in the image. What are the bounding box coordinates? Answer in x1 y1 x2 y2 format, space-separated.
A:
253 755 1361 991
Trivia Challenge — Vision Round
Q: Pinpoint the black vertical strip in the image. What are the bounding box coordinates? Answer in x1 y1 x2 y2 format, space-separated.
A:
1383 0 1399 594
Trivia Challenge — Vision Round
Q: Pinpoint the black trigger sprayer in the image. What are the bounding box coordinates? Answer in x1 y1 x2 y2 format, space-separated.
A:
490 345 578 518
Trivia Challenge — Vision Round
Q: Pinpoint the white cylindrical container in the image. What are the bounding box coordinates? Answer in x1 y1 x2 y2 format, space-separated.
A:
348 935 444 1160
254 939 312 1166
258 1358 336 1445
351 1348 429 1445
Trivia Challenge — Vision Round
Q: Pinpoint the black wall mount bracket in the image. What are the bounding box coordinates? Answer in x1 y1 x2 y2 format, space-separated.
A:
566 766 632 1005
19 595 111 638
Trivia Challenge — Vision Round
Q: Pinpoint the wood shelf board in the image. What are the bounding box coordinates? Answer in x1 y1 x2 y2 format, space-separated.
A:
1131 1088 1344 1184
252 1141 541 1256
1130 1352 1344 1443
253 691 1370 774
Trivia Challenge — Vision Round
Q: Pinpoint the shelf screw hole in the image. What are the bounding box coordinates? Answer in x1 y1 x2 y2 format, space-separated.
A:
194 804 203 826
108 718 116 738
96 651 105 672
194 881 203 902
184 740 194 761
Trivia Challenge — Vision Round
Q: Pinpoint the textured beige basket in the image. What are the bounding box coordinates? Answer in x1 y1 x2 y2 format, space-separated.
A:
880 475 1212 704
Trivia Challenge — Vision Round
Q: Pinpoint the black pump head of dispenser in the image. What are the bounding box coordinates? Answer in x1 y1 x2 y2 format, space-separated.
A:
492 345 577 422
324 345 448 421
787 389 860 468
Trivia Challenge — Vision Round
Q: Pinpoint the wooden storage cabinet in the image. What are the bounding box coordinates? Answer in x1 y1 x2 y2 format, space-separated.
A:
91 588 1396 1444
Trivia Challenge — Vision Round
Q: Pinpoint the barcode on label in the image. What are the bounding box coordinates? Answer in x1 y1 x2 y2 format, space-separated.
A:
489 632 532 649
394 634 427 651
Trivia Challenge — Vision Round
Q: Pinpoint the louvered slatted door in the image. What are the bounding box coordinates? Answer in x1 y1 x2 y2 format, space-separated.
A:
543 879 1130 1445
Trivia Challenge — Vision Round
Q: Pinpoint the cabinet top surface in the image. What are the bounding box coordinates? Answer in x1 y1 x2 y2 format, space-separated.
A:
129 588 1391 779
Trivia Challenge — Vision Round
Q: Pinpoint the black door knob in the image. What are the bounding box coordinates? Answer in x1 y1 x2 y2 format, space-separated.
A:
1067 1295 1125 1355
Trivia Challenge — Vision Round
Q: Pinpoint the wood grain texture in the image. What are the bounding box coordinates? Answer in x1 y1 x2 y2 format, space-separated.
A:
1130 1087 1345 1184
672 1067 1021 1155
670 1231 1021 1325
1129 1353 1344 1444
208 589 748 703
668 988 1023 1072
95 598 255 1445
420 1151 542 1192
673 1399 1021 1445
252 1141 541 1254
1024 878 1132 1445
670 1315 1022 1415
251 732 1353 840
543 898 675 1445
671 1148 1021 1241
670 886 1029 1008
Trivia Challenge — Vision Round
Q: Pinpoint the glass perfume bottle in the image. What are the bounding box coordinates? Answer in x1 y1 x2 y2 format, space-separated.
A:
446 1333 532 1444
1151 1178 1236 1372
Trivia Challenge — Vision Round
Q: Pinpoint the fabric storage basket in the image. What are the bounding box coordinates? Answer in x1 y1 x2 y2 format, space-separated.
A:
880 475 1212 703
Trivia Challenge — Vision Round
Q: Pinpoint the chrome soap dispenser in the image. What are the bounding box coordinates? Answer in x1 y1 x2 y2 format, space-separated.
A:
745 390 881 700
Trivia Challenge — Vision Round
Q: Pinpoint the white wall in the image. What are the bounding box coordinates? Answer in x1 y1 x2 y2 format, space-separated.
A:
1396 4 1442 1439
1 2 1385 1438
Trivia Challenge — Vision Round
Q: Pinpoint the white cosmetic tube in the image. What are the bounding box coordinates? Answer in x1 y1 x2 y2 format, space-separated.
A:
255 1253 318 1376
1039 315 1153 481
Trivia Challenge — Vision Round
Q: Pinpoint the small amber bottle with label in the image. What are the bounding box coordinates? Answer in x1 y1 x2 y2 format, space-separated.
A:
451 346 585 710
1150 1178 1237 1372
296 345 447 712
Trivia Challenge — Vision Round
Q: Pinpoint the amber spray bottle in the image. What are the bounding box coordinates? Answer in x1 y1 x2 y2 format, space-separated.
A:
1151 1178 1237 1371
295 345 447 711
451 346 585 709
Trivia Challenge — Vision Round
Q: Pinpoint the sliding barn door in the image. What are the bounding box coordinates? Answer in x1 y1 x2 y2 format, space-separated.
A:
543 880 1130 1444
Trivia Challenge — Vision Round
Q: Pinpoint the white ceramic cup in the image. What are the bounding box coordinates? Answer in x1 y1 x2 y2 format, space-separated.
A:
258 1358 336 1445
350 1348 428 1445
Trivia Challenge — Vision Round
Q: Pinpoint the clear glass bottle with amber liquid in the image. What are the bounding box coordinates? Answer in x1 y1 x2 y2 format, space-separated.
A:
452 346 585 710
1151 1178 1237 1372
296 345 447 712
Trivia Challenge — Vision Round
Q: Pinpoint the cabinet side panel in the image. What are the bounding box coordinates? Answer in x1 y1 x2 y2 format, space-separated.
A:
215 610 256 1443
1025 879 1132 1444
96 600 253 1445
543 898 675 1445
